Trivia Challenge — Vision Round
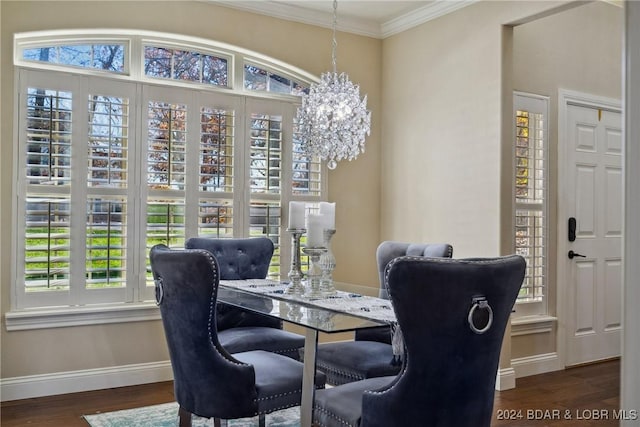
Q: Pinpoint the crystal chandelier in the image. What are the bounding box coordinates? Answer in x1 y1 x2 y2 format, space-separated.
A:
295 0 371 170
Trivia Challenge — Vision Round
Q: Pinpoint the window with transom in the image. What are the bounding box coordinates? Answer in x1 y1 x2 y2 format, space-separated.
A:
12 30 324 311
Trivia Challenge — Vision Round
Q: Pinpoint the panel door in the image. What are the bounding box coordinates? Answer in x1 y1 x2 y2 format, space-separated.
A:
565 104 622 366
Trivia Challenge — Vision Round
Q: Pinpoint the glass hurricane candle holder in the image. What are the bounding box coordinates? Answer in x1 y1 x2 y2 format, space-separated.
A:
319 229 336 295
302 246 326 299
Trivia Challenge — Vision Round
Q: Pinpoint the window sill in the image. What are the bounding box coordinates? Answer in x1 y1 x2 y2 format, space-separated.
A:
511 314 557 337
4 303 161 331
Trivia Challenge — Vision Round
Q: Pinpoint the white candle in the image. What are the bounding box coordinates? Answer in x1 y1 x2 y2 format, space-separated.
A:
288 201 306 229
319 202 336 230
306 214 324 247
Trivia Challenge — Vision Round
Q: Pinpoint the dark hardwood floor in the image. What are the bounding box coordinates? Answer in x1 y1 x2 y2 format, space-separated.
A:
1 359 620 426
492 359 621 427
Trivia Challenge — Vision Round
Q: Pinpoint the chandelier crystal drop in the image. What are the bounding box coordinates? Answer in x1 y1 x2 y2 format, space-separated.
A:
295 0 371 170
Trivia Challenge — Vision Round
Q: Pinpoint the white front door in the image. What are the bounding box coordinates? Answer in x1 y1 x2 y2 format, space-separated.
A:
564 102 623 366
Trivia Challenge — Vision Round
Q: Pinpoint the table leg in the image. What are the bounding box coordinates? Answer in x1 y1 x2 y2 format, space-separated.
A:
300 328 319 427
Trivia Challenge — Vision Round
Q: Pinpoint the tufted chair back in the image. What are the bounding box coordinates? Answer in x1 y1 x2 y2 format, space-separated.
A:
185 237 281 331
186 237 274 280
375 241 453 299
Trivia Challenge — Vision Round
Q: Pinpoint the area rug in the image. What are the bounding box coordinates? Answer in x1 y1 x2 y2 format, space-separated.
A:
83 401 300 427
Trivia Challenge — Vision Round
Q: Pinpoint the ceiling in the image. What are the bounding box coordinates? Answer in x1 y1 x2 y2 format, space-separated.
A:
211 0 476 39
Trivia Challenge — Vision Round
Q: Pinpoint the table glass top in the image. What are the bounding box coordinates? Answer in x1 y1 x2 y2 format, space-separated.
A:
217 281 390 334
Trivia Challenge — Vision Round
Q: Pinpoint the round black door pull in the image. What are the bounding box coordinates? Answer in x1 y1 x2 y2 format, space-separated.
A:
568 250 586 259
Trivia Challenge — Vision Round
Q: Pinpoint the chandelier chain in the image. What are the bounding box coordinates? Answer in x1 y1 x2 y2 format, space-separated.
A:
294 0 371 169
332 0 338 74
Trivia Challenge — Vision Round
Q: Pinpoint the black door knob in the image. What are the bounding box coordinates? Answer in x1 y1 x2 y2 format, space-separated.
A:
568 250 586 259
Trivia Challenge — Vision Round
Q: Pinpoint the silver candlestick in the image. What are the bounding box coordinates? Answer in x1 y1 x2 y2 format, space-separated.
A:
302 246 327 299
319 229 336 295
286 228 306 295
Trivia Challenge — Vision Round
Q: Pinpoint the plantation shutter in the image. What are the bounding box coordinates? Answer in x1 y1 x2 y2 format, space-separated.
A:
514 92 549 306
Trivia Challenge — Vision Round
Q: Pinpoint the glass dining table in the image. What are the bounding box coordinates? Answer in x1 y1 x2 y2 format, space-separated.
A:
217 280 395 427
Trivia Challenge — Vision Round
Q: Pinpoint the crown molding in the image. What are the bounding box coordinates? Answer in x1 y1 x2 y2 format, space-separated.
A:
382 1 477 38
209 1 475 39
210 1 381 38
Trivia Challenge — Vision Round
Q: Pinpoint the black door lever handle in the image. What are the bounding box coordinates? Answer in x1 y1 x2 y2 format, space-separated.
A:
568 250 586 259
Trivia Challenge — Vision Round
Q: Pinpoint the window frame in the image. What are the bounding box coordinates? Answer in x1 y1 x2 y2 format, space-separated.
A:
512 91 550 317
17 36 131 76
8 30 325 329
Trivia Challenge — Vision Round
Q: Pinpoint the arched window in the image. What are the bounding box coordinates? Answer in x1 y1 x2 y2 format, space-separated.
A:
12 30 324 313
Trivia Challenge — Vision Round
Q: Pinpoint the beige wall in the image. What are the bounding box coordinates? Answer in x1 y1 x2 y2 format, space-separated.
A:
0 1 382 380
380 1 569 258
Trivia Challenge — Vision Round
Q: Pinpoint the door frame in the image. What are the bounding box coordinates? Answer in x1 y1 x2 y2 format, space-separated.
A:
557 89 622 368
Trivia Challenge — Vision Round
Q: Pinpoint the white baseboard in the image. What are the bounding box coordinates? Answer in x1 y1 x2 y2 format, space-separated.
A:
495 367 516 391
0 360 173 402
497 353 563 391
0 353 564 401
512 352 563 379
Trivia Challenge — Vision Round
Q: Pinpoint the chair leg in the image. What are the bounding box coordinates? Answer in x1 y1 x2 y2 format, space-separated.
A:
258 413 266 427
178 406 192 427
213 418 228 427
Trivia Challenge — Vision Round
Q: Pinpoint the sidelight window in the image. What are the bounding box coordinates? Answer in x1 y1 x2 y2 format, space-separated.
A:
513 92 549 309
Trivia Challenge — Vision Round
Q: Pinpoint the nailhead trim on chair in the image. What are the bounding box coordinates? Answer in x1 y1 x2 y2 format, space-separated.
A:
194 248 324 418
383 255 517 302
273 348 303 361
255 382 326 416
256 389 301 402
444 245 453 258
255 390 301 416
372 255 520 400
273 347 302 355
316 362 365 386
187 249 249 370
313 405 358 427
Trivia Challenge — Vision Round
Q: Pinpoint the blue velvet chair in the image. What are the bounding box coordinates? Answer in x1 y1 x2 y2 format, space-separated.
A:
149 244 326 427
313 255 526 427
185 237 304 360
315 241 453 385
